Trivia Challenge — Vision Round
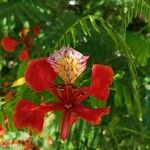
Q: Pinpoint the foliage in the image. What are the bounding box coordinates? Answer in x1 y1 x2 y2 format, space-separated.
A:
0 0 150 149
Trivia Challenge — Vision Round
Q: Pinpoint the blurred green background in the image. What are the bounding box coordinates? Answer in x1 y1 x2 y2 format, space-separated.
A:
0 0 150 149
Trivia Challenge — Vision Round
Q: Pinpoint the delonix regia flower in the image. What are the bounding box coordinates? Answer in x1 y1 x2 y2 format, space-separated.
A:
13 47 114 141
1 25 41 61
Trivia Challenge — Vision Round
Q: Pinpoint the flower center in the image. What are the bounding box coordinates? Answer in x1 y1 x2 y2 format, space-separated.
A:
55 84 87 108
64 104 72 109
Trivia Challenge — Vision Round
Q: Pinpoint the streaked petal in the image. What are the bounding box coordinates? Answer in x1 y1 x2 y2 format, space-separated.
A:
47 47 89 84
1 36 19 52
60 110 72 141
73 105 110 125
55 84 91 103
41 101 64 111
25 58 56 92
91 64 114 101
13 99 63 132
72 86 91 104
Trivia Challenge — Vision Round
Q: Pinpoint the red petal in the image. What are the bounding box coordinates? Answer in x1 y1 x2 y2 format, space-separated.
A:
25 58 56 92
13 99 50 132
41 102 64 111
47 47 89 84
13 99 63 132
73 86 91 104
32 25 41 36
73 105 100 124
90 107 110 116
18 49 29 61
70 114 77 125
60 110 72 141
91 64 114 101
73 105 110 125
1 36 19 52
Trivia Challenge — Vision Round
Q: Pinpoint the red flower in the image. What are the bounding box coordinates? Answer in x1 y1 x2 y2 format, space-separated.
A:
1 36 19 52
13 47 114 141
1 25 41 61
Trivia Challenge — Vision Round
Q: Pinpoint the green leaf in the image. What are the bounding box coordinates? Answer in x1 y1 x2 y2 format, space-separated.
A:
122 85 132 114
89 16 100 33
126 32 150 66
71 27 76 47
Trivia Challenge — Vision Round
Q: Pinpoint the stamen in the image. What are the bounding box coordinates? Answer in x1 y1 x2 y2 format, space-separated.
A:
55 84 87 107
64 104 72 109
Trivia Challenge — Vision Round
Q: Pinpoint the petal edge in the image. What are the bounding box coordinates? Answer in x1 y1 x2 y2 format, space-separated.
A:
25 58 56 92
1 36 19 52
13 99 51 132
91 64 114 101
60 110 72 141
